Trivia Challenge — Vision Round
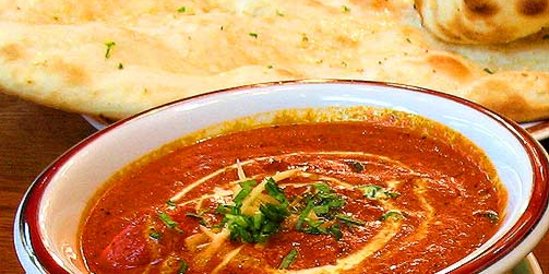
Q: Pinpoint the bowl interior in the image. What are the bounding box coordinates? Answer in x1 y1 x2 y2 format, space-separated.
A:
20 82 535 272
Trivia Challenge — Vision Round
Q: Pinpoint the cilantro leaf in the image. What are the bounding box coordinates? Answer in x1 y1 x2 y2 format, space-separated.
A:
279 249 299 269
234 180 257 206
358 185 400 200
104 41 116 59
336 213 365 226
178 260 189 273
265 178 288 204
380 210 404 221
157 211 183 233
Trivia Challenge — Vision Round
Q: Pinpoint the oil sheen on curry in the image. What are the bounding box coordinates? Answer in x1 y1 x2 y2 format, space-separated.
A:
80 107 507 273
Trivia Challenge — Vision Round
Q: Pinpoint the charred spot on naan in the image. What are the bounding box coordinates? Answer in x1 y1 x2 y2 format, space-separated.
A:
517 0 548 16
464 0 500 17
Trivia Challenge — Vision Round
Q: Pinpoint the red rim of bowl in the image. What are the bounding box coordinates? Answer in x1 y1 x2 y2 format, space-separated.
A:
17 80 549 273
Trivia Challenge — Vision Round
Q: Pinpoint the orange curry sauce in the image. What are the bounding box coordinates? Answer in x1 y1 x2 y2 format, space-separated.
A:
81 119 506 273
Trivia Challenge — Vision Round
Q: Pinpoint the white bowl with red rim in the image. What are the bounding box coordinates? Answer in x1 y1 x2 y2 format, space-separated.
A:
14 80 549 273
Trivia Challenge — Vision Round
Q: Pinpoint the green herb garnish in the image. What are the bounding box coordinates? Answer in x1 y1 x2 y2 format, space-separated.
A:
358 185 400 200
178 260 189 273
185 212 208 226
276 10 285 17
249 32 258 38
296 200 314 230
484 68 494 74
218 177 290 243
380 210 404 221
166 199 177 207
295 183 351 239
148 227 161 240
265 178 288 204
104 41 116 59
342 5 351 13
177 6 187 13
336 214 366 226
117 63 124 70
474 210 500 224
328 224 343 240
361 185 382 199
157 211 183 233
279 248 299 269
260 203 290 223
234 180 258 207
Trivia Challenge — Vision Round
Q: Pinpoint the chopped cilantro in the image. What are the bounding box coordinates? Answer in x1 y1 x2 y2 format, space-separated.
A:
166 199 177 207
265 178 288 204
336 213 366 226
296 200 314 230
484 68 494 74
148 228 161 240
361 185 382 199
328 224 343 240
178 260 189 273
104 41 116 59
234 180 258 207
358 185 400 200
185 212 208 226
218 177 290 243
380 210 404 221
342 5 351 13
118 63 124 70
260 203 289 222
157 211 183 233
177 6 187 13
474 210 500 224
249 32 258 38
295 183 351 239
276 10 285 17
279 248 298 269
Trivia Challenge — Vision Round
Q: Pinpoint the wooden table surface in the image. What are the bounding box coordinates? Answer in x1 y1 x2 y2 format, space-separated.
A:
1 92 548 273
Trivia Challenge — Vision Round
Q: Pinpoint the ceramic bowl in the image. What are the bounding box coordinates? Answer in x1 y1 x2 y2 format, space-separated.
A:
14 80 549 273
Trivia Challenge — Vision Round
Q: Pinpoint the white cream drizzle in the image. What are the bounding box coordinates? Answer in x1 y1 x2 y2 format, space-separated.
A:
169 151 436 273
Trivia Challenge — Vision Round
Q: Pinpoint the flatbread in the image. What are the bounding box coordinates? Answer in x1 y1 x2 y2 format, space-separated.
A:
416 0 549 44
0 0 548 121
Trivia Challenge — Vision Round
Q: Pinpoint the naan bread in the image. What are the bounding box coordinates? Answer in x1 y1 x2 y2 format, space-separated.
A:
416 0 549 44
0 0 548 121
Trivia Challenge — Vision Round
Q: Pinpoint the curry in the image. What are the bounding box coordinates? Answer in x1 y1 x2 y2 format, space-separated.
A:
80 108 506 273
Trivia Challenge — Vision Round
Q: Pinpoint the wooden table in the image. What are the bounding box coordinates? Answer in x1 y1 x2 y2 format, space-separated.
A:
0 92 548 273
